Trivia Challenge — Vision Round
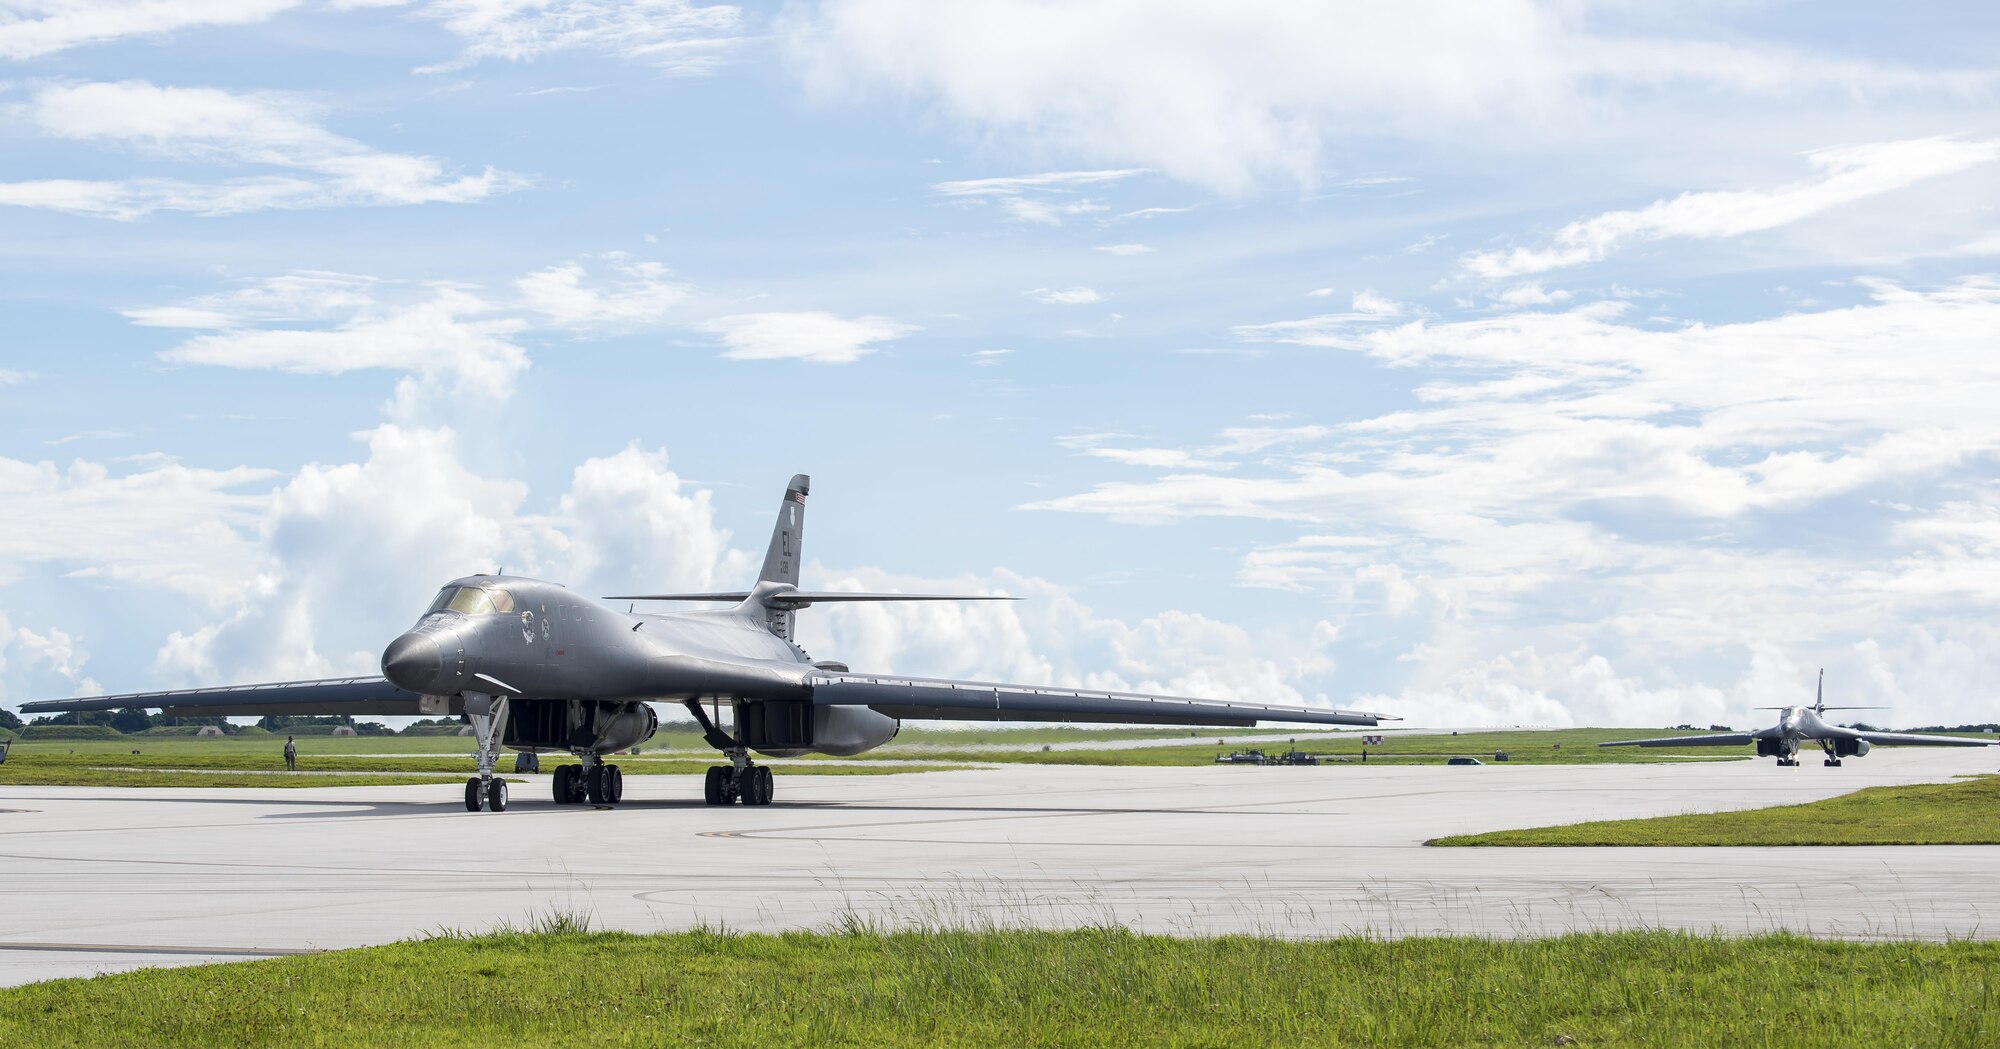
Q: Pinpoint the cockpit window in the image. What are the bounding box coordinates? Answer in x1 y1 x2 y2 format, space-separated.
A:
426 586 513 615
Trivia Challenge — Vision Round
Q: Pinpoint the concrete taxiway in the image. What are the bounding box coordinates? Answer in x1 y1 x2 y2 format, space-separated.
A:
2 746 1995 986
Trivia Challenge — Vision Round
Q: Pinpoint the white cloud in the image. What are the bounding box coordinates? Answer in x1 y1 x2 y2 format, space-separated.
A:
931 168 1142 225
411 0 745 74
1464 138 2000 278
1231 290 1409 348
1492 282 1570 307
0 0 296 59
130 258 692 414
0 81 523 220
784 1 1991 194
0 454 275 602
0 369 26 385
969 348 1012 366
516 256 689 330
1033 278 2000 725
797 567 1340 708
1095 243 1153 255
158 284 532 414
700 311 919 364
1024 286 1102 305
151 429 754 684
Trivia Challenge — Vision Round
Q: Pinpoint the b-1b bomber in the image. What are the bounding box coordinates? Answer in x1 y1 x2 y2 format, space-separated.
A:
23 475 1395 811
1601 670 1994 767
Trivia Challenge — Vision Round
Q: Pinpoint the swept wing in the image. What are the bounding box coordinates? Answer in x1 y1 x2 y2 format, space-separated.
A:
805 670 1392 728
19 677 424 718
1599 730 1768 748
1818 724 1993 748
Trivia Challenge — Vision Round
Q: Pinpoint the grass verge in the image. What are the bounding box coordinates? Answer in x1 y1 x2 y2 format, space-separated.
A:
1 927 1995 1047
0 767 456 789
1431 774 2000 846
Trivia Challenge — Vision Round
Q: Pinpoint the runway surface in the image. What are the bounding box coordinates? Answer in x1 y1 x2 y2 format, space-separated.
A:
2 746 1995 986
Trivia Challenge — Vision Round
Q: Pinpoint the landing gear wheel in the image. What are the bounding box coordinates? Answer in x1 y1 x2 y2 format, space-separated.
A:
704 766 725 805
553 765 575 804
755 766 774 806
465 777 483 811
606 764 624 804
486 778 508 812
585 765 607 805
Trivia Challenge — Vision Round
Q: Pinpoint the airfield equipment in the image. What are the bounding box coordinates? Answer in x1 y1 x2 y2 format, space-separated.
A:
1600 670 1996 767
22 474 1397 812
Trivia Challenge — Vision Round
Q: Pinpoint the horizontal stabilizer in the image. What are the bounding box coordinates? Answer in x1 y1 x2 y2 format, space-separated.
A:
606 591 1018 608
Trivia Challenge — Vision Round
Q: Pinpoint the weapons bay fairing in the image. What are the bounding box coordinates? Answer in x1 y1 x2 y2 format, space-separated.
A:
22 475 1396 811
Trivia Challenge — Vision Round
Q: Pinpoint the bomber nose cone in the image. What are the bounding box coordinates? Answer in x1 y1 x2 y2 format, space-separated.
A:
381 633 441 693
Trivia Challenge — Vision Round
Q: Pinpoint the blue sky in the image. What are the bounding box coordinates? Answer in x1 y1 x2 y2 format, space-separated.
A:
3 1 1998 727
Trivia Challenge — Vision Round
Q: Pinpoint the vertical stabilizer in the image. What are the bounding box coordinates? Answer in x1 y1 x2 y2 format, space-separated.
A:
760 474 809 586
756 475 809 639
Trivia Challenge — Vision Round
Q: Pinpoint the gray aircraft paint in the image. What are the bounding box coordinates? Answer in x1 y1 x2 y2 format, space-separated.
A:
1601 670 1994 766
22 474 1394 808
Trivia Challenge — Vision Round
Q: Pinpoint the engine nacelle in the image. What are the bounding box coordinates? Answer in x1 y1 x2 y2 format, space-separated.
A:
1755 738 1783 758
742 701 899 757
502 699 657 755
595 703 658 754
1833 738 1872 758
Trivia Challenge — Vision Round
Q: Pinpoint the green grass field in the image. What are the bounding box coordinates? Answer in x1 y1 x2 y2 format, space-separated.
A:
0 726 1768 787
876 727 1753 766
1 926 1994 1047
1431 774 2000 847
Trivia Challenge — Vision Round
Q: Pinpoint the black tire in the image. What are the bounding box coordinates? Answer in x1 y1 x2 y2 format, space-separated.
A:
607 765 624 804
487 778 508 812
757 766 774 806
586 765 606 805
464 777 482 812
552 765 573 804
703 766 723 805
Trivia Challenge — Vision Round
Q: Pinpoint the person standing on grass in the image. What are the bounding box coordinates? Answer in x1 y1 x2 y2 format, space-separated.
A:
283 736 297 772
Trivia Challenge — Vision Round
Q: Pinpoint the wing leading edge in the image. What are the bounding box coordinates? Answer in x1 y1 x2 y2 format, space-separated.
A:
1599 731 1764 748
17 677 428 718
1830 726 1995 747
804 671 1393 728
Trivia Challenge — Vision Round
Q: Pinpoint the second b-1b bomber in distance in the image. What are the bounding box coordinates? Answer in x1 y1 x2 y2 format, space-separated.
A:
23 474 1396 812
1600 670 1995 767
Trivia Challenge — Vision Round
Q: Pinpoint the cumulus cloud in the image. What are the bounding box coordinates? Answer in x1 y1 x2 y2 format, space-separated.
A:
796 567 1342 708
150 428 757 684
516 256 690 330
0 0 296 59
0 81 524 220
1463 138 2000 279
0 454 276 602
1034 278 2000 724
784 1 1991 194
699 311 918 363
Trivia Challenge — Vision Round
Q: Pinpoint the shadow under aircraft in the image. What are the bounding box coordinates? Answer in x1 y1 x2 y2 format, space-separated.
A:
23 475 1395 812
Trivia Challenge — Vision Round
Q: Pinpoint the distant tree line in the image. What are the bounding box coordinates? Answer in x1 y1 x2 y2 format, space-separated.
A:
17 709 403 736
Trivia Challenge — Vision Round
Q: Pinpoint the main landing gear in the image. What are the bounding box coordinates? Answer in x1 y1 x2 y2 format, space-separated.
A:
703 750 773 806
551 758 624 806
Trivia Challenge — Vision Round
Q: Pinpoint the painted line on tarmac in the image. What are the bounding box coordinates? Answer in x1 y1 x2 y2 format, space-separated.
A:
0 941 320 957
